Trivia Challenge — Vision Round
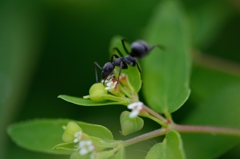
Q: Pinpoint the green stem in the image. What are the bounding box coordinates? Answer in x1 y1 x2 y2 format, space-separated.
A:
123 128 168 147
174 124 240 136
143 104 167 124
164 112 173 121
101 94 128 103
145 115 168 127
122 124 240 148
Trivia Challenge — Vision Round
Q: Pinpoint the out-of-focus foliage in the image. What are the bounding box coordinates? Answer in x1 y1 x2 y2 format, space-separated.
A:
1 0 240 158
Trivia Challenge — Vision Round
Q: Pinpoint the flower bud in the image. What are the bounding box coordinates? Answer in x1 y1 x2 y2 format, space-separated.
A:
119 74 135 93
89 83 108 102
62 122 82 142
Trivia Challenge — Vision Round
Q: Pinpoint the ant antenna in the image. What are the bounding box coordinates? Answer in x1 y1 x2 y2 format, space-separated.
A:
116 61 124 88
94 62 102 82
155 44 165 51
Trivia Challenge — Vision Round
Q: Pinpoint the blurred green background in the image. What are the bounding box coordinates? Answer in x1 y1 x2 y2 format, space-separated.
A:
1 0 240 159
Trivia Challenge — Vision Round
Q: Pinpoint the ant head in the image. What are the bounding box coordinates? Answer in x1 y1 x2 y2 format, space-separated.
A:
102 62 115 80
130 40 151 58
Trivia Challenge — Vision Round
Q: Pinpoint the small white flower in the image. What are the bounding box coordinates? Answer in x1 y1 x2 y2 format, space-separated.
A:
101 79 110 84
73 131 82 143
79 140 95 155
105 80 117 90
128 102 143 118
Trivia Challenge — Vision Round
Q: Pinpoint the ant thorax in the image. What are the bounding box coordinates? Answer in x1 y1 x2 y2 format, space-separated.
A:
123 55 137 66
112 57 124 66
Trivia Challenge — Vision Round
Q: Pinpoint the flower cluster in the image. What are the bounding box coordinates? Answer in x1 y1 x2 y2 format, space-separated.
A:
105 80 117 91
78 140 95 155
84 73 139 104
56 121 125 159
61 122 95 156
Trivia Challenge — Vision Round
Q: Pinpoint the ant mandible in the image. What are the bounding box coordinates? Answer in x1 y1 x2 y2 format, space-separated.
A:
94 39 161 85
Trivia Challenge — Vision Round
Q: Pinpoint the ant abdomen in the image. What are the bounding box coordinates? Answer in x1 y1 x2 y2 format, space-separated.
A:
130 40 152 59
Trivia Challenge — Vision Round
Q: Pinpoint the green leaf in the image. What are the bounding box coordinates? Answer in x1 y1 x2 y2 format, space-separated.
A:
7 119 113 154
190 65 240 102
109 36 142 93
142 0 191 113
120 111 144 136
182 84 240 159
70 151 89 159
58 95 128 106
146 130 186 159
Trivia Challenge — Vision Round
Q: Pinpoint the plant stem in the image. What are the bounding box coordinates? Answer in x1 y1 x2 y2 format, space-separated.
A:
123 128 168 147
193 50 240 76
174 124 240 136
164 112 173 121
142 104 167 123
146 115 168 127
122 124 240 147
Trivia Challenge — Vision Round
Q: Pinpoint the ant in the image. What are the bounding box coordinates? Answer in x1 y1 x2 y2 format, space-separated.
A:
94 39 162 86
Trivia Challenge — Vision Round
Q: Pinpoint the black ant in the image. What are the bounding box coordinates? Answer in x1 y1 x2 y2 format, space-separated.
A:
94 39 162 86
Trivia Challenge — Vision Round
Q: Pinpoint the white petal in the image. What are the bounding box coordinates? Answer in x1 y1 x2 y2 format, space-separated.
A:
106 81 113 87
79 141 86 147
80 148 88 155
74 131 82 137
128 102 143 110
129 110 139 118
85 140 92 145
73 138 79 143
136 104 143 110
127 102 138 109
88 145 95 151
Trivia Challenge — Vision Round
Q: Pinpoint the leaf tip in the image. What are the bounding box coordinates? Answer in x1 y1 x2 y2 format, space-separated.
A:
58 95 64 99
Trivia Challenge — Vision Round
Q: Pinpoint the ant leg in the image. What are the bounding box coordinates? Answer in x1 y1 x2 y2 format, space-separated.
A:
115 61 124 88
94 62 102 82
136 62 142 73
110 53 119 62
136 62 143 87
112 47 124 57
121 38 130 54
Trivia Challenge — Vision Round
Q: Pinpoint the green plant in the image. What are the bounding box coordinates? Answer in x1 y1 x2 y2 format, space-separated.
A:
7 1 240 159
